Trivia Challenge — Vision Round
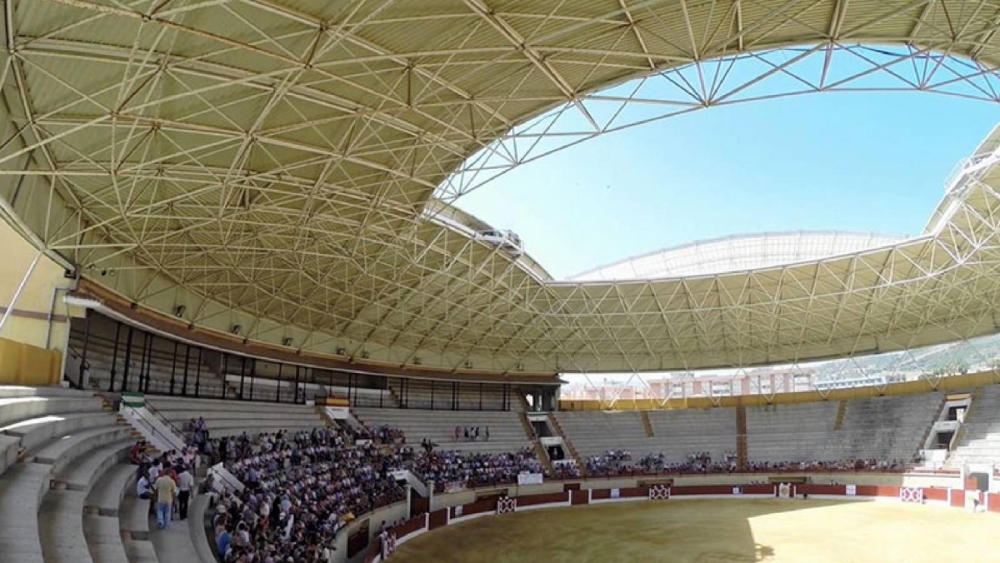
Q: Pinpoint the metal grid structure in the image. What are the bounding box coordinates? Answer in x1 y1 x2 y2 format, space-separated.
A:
571 232 911 281
4 1 1000 375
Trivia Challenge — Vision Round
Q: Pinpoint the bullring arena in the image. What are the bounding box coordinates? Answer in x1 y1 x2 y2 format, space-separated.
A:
7 1 1000 563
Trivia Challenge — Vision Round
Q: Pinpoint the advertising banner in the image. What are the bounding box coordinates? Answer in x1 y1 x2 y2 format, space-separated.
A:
517 473 544 486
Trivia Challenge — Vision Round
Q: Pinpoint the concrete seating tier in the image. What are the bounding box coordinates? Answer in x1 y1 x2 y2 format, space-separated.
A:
949 386 1000 466
4 412 118 452
39 490 93 563
189 496 217 563
33 425 133 474
0 434 20 476
57 441 133 491
0 385 139 563
833 393 940 462
745 402 839 462
646 408 737 463
556 409 737 463
121 495 151 541
353 407 530 453
148 395 326 437
554 411 653 458
0 395 105 428
84 514 130 563
86 463 136 516
0 463 52 563
124 539 159 563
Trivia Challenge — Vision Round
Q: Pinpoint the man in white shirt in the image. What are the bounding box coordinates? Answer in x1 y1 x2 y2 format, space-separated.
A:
136 473 151 500
177 466 195 520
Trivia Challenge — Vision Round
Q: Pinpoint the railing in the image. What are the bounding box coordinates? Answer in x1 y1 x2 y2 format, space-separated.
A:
120 401 186 452
207 462 245 493
142 398 189 439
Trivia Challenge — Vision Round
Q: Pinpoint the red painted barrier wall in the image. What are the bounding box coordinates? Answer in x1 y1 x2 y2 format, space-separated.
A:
428 509 448 530
571 489 589 505
796 484 846 496
923 488 948 502
591 489 611 500
987 492 1000 513
854 485 900 498
742 484 775 495
672 485 736 496
517 492 569 507
620 486 649 498
394 515 426 540
950 489 965 508
453 498 495 519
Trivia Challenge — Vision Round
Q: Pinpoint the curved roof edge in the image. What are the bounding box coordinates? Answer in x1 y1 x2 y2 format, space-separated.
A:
569 230 910 282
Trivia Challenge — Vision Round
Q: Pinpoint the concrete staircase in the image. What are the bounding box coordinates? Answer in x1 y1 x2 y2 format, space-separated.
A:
547 413 583 471
834 400 847 431
641 411 654 437
735 405 748 470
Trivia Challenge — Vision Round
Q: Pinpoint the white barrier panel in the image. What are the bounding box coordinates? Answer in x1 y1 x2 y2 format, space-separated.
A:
900 487 924 503
648 485 670 500
497 497 516 514
517 473 544 486
846 485 857 496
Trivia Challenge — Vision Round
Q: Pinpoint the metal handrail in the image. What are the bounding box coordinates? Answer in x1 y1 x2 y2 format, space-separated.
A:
142 398 188 438
121 401 186 452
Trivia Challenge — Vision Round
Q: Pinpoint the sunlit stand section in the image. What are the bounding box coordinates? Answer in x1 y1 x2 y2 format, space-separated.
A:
919 394 972 470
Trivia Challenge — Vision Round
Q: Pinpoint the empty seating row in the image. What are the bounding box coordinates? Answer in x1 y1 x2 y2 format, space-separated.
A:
148 395 326 436
386 379 507 411
354 407 531 453
68 327 230 399
556 409 737 463
0 385 148 563
948 386 1000 466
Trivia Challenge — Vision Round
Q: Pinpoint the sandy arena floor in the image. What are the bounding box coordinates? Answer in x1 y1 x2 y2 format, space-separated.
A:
389 499 1000 563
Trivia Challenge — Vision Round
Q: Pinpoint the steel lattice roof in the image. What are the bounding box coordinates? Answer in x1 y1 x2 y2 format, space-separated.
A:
4 0 1000 374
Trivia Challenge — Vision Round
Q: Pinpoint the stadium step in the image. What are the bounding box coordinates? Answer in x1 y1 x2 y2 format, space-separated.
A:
532 440 554 475
517 412 534 441
736 405 748 470
641 411 654 437
834 400 847 430
546 413 583 471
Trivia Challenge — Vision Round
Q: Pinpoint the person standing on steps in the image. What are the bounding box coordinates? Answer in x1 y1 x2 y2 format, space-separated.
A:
154 467 178 529
177 465 194 520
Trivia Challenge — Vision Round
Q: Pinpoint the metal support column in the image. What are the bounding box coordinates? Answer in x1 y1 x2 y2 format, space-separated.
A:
181 345 191 396
239 356 247 400
221 354 228 400
248 358 256 401
293 366 301 404
276 363 283 404
79 309 92 389
194 348 202 398
108 322 121 392
169 341 178 395
120 325 134 393
0 250 42 337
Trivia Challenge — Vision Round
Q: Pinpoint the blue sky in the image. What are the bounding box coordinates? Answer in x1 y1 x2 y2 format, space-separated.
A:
455 86 1000 280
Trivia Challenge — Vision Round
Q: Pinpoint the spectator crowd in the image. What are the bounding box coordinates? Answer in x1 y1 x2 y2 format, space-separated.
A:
146 412 914 563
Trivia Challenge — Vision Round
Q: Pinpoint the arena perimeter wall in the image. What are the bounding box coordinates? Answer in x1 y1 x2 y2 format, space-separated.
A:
354 470 981 563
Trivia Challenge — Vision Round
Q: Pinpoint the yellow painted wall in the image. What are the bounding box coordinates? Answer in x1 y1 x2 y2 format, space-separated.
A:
0 220 76 351
0 337 62 385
